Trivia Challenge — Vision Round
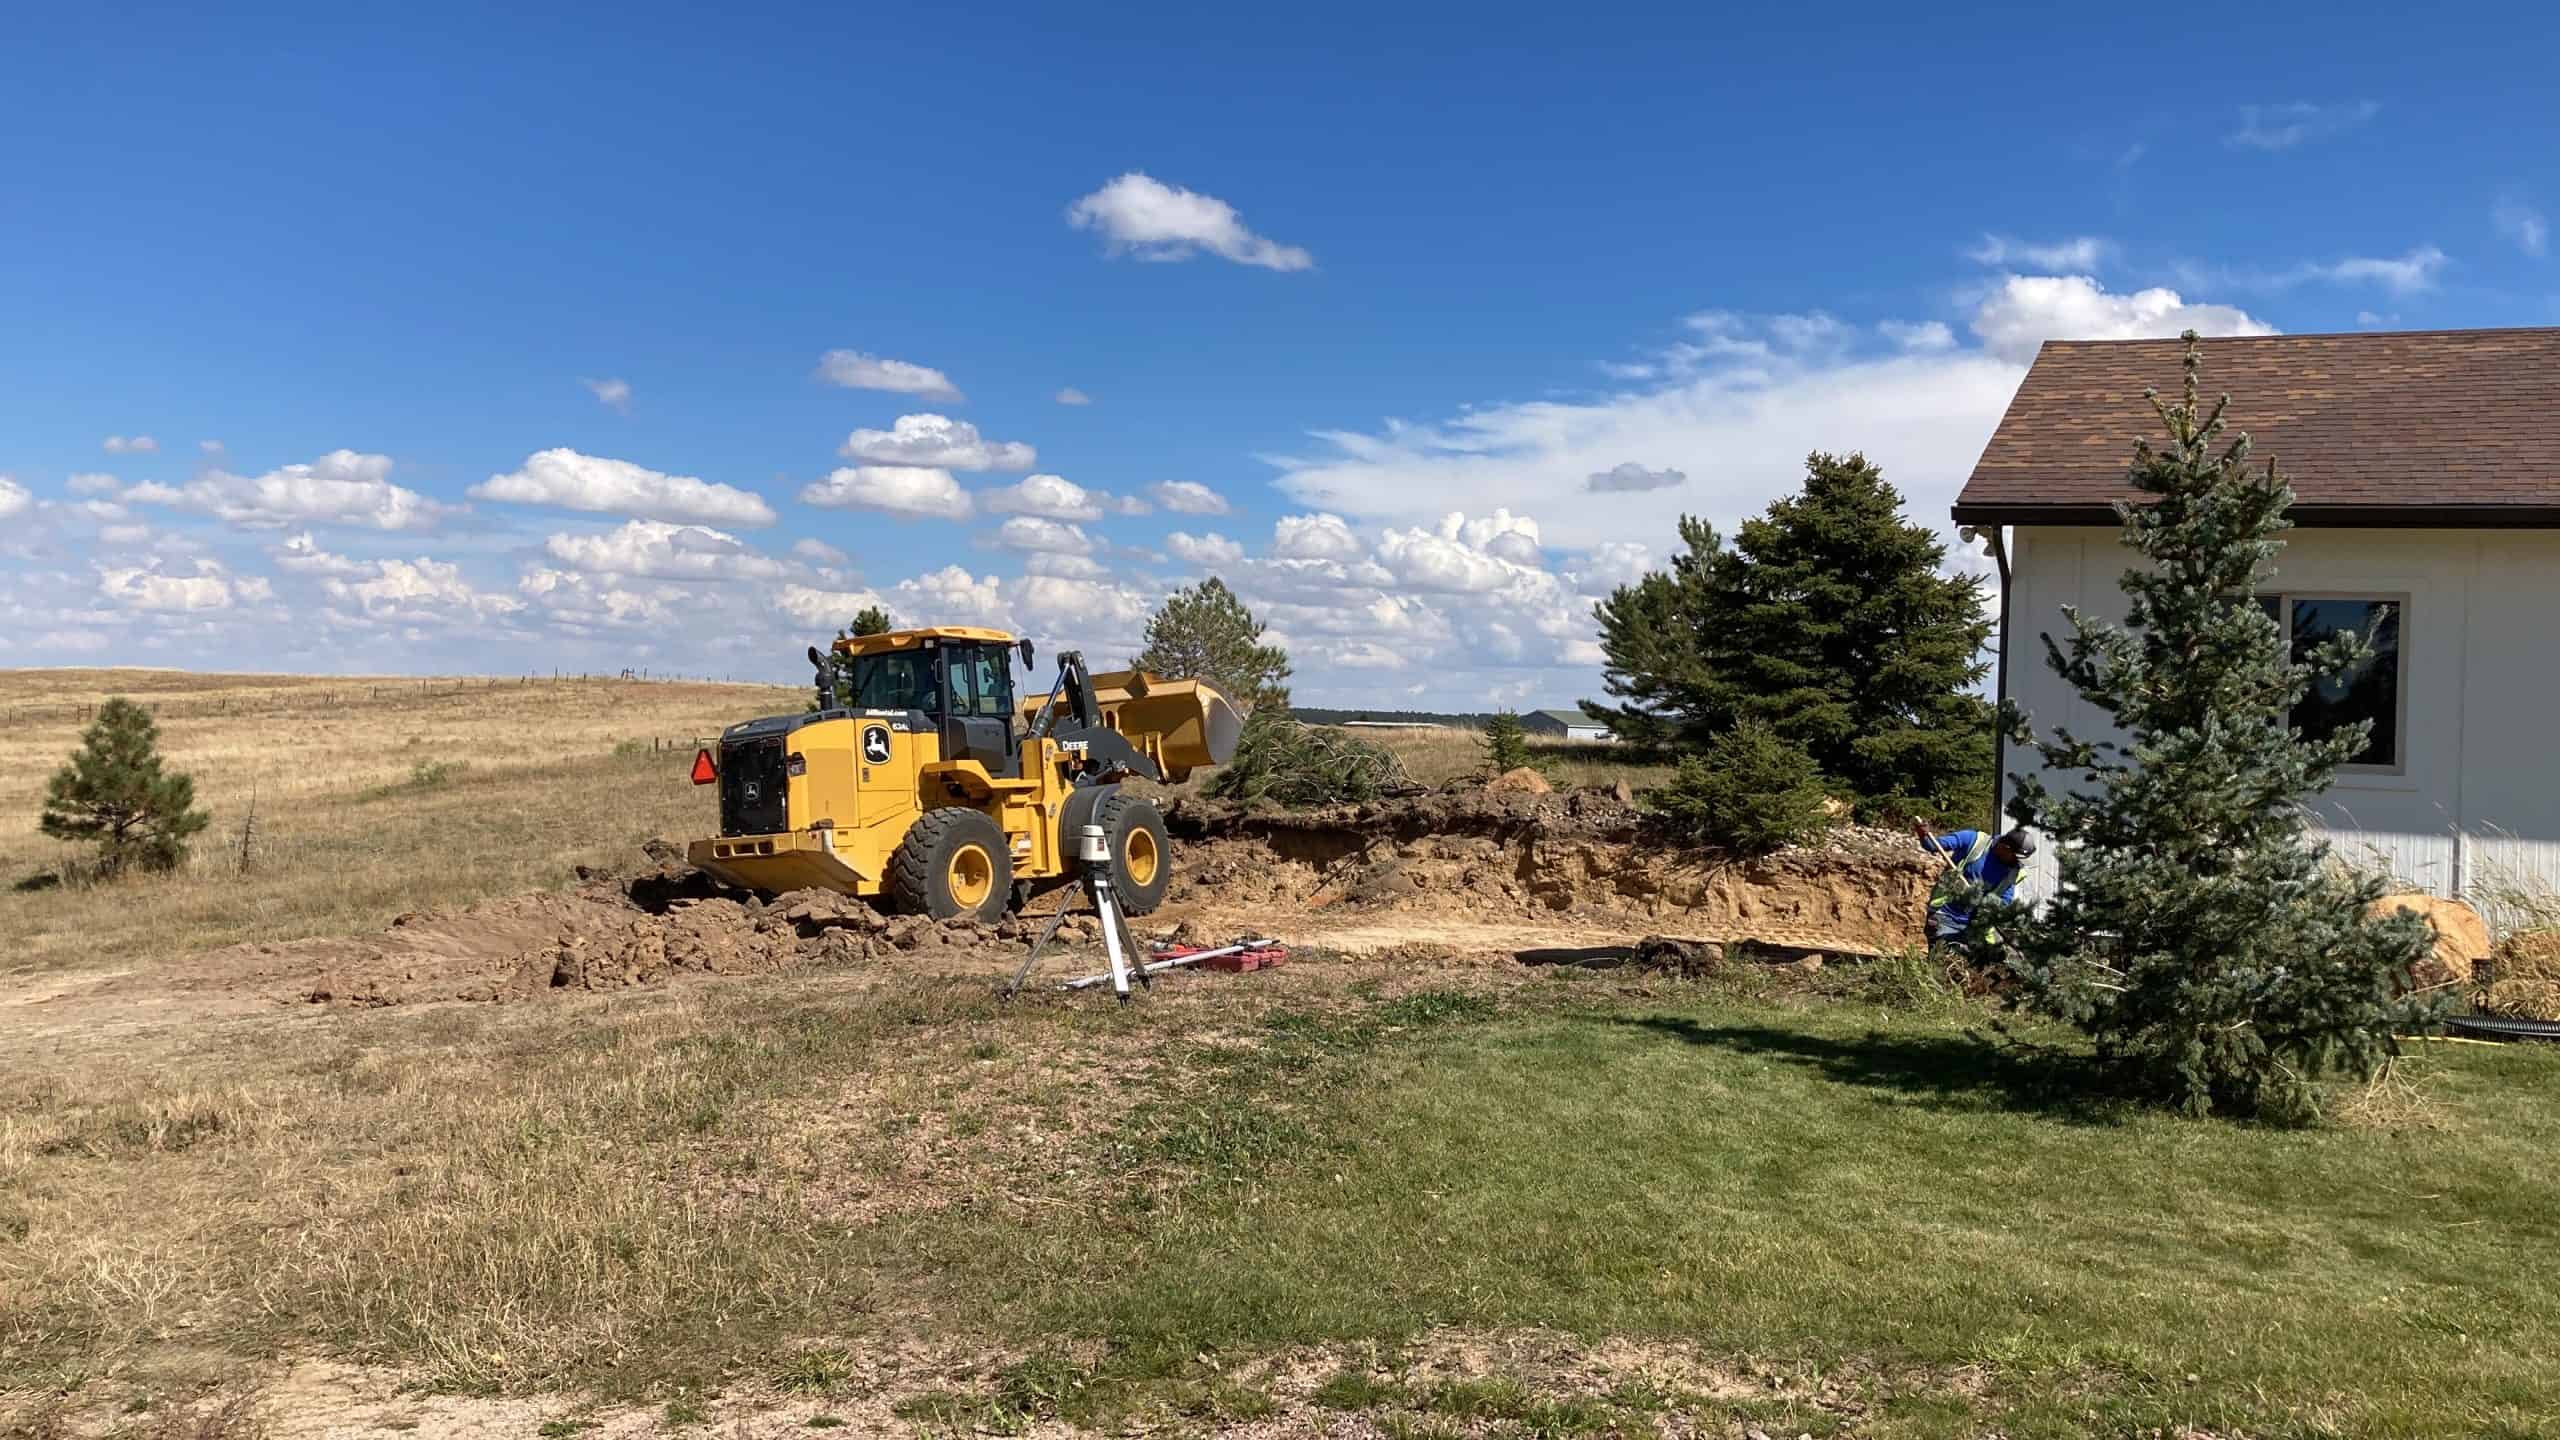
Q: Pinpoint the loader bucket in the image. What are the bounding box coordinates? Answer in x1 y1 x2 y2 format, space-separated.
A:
1080 671 1243 781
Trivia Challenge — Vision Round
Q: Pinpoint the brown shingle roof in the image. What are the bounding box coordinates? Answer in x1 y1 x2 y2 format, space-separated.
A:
1952 327 2560 526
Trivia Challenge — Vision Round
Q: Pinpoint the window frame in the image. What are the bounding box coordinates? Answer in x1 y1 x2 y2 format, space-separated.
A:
2262 590 2411 776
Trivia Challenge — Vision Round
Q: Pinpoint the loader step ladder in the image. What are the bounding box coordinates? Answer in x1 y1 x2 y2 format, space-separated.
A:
1005 822 1150 1004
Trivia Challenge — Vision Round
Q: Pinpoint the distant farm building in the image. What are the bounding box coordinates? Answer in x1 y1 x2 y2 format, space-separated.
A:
1524 708 1613 742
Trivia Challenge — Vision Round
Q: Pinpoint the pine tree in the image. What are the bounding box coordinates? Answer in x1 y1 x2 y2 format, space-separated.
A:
1481 710 1536 773
850 604 893 637
1588 453 1993 815
1133 577 1292 714
2003 333 2439 1119
39 697 212 878
1643 719 1832 855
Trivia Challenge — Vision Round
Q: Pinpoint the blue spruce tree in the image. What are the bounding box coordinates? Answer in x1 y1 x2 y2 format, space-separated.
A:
2004 333 2440 1119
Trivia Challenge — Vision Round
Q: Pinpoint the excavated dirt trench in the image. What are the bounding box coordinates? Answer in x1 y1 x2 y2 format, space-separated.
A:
1165 787 1933 957
49 785 1934 1018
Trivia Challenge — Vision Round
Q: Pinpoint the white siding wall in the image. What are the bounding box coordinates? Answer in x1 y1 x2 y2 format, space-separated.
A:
2001 526 2560 917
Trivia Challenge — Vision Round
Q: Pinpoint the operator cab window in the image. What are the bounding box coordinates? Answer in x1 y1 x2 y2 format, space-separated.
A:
847 650 938 713
944 648 979 717
968 647 1014 718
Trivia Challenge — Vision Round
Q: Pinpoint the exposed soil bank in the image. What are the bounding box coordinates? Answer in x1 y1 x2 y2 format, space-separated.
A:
1170 788 1933 955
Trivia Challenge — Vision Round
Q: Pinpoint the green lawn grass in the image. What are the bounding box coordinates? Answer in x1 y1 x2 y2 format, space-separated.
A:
891 983 2560 1438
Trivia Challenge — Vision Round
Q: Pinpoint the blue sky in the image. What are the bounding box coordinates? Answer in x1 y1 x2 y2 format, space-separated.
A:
4 2 2555 707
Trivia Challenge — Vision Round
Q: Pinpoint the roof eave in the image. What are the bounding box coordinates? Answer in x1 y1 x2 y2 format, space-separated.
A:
1951 500 2560 530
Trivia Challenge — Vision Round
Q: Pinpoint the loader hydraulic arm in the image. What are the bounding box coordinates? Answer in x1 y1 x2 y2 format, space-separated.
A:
1027 649 1104 740
1023 648 1166 784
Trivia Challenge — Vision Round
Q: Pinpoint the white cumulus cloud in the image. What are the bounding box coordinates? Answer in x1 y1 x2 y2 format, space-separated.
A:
987 473 1130 522
799 466 973 520
1167 531 1244 567
1271 512 1365 562
516 568 667 630
839 414 1036 471
271 532 367 576
815 350 962 402
582 377 633 413
328 558 522 625
1055 387 1092 406
1879 320 1956 352
991 515 1092 554
1148 480 1230 515
0 477 29 520
102 435 158 454
473 449 775 528
543 520 786 581
791 537 849 568
1969 276 2276 364
1026 551 1109 579
97 560 267 612
135 450 454 531
1066 172 1313 271
774 582 892 630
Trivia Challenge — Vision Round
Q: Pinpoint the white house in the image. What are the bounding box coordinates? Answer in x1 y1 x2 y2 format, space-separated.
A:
1952 327 2560 906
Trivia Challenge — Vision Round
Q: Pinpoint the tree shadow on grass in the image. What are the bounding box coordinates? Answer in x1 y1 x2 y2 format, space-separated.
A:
1613 1015 2134 1126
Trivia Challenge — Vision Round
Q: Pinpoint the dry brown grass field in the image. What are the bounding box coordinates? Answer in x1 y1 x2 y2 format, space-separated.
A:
3 669 801 976
1350 724 1677 793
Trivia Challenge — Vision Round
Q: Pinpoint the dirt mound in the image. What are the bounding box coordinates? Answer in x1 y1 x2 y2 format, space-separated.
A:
1486 765 1552 796
205 863 1013 1008
1173 788 1932 955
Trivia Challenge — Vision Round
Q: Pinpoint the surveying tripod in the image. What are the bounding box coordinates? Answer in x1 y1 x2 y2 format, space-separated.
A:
1004 822 1150 1004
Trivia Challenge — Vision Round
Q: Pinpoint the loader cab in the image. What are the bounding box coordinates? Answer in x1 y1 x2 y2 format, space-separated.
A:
832 629 1019 778
932 639 1019 777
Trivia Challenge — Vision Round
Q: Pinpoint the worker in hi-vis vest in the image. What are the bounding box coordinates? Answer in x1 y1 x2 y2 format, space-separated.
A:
1913 820 2037 950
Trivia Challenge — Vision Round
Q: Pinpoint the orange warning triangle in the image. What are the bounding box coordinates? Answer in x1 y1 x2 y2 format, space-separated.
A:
690 748 718 785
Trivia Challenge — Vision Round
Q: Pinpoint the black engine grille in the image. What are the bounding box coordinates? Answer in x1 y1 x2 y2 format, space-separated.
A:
718 736 789 836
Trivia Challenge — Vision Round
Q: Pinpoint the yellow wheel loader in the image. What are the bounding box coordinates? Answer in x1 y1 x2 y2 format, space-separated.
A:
685 626 1241 922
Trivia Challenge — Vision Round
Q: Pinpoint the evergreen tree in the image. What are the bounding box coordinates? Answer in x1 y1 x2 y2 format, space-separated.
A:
1588 453 1992 815
1643 719 1832 855
2003 333 2439 1119
39 697 211 877
1133 577 1291 714
1481 710 1536 773
850 604 893 637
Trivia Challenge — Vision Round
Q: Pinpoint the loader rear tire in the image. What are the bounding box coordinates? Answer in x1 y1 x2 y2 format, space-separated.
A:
1094 792 1171 916
889 807 1014 923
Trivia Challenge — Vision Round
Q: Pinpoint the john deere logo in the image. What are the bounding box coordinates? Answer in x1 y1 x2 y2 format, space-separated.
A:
861 725 891 764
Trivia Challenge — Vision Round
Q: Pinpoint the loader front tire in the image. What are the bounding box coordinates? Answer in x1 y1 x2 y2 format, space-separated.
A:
889 807 1014 923
1094 792 1171 916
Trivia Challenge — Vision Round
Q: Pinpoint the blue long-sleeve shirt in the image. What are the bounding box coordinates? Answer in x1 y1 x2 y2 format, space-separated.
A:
1921 830 2019 924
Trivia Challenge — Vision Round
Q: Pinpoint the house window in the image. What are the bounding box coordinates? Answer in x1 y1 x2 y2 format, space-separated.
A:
2255 595 2404 768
